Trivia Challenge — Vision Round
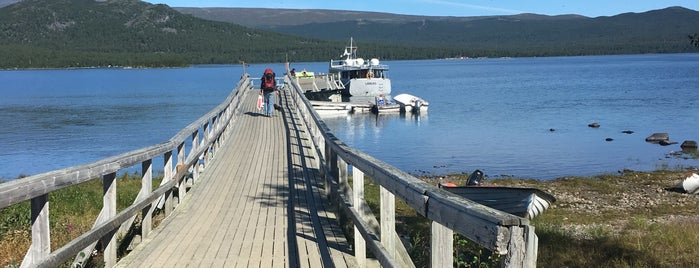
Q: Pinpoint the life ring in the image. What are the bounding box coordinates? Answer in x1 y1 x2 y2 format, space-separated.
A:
366 71 374 78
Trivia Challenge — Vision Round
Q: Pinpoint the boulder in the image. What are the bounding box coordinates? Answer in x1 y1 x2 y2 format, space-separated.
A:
645 133 669 142
681 140 698 149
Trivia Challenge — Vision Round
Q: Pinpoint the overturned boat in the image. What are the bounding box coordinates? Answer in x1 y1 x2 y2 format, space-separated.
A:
439 170 556 219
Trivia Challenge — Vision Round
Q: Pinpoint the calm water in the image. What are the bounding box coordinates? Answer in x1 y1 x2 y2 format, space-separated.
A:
1 54 698 180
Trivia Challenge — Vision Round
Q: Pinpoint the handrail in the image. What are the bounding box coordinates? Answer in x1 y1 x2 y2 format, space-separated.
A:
0 74 252 267
284 73 538 267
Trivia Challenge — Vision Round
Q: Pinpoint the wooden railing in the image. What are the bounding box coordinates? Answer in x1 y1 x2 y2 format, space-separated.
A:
0 75 252 268
284 73 538 267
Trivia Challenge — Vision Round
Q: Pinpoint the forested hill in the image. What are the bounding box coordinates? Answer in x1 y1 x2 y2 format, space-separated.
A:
0 1 698 69
0 0 344 68
179 6 699 57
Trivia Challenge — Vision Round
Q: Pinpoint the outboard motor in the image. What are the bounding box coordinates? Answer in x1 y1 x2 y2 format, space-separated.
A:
467 169 485 186
414 100 422 113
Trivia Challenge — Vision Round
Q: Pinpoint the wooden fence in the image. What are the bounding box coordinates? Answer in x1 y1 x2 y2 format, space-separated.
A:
0 75 252 268
284 72 538 267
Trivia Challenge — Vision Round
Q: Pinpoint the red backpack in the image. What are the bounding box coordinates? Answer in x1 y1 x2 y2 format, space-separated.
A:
261 68 275 91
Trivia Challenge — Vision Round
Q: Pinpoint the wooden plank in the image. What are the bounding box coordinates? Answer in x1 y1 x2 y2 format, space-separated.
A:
102 173 117 267
353 169 367 268
431 221 453 268
380 186 396 260
23 194 49 268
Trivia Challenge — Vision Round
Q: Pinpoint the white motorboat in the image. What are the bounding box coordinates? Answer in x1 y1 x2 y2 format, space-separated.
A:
393 93 429 113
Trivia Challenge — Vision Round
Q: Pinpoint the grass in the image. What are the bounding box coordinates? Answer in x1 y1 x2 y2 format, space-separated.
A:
0 172 156 267
356 178 501 267
369 168 699 267
479 169 699 267
3 169 699 267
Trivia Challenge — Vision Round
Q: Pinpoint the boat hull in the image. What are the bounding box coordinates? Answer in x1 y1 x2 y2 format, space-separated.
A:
439 184 556 219
347 78 391 97
679 173 699 194
394 93 429 113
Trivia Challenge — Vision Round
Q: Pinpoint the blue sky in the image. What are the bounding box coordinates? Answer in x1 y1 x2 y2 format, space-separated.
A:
145 0 699 17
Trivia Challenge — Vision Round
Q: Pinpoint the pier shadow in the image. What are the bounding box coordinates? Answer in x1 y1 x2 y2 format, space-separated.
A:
244 111 268 117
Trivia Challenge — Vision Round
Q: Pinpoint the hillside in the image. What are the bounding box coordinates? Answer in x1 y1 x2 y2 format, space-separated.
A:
0 1 698 68
178 6 699 56
0 0 341 68
174 7 585 29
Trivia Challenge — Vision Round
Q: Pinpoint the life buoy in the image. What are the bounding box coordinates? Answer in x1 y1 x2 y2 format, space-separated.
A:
366 71 374 78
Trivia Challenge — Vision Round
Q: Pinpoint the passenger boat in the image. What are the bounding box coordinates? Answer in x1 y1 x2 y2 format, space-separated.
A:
438 170 556 219
293 38 425 115
327 38 391 103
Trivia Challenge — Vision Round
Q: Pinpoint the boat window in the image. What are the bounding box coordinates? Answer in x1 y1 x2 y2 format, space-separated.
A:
374 70 382 78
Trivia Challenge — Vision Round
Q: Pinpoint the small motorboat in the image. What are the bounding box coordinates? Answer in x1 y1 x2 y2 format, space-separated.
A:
439 170 556 219
393 93 429 113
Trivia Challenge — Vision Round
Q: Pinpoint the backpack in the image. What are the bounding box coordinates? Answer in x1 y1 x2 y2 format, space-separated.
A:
261 68 275 91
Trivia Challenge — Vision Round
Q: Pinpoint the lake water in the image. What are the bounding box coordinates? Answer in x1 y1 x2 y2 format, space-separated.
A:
1 54 698 180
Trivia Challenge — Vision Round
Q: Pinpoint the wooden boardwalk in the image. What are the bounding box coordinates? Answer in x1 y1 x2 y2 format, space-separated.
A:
117 87 356 267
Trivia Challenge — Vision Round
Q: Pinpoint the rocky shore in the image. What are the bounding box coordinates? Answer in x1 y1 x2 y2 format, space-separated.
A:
434 169 699 235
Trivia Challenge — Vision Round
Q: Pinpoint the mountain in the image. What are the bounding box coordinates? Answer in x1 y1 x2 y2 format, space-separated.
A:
178 6 699 55
174 7 586 29
0 1 697 69
0 0 341 68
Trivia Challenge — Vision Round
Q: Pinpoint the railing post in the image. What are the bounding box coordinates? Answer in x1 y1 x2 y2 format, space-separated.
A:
163 151 174 215
328 150 338 197
203 122 210 163
102 172 117 267
141 159 153 238
338 158 348 195
211 115 219 154
24 194 50 268
191 130 200 184
431 221 453 268
353 168 366 268
177 142 186 202
503 225 538 268
380 186 396 259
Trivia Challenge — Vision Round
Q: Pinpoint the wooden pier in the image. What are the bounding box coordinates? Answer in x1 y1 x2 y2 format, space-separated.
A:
0 73 538 268
116 86 353 267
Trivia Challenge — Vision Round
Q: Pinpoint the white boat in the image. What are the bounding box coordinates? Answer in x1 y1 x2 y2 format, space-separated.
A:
677 173 699 194
438 170 555 219
439 183 556 219
393 93 429 113
327 38 391 103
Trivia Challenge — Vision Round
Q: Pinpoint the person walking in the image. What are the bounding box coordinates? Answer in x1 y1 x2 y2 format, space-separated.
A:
259 68 278 117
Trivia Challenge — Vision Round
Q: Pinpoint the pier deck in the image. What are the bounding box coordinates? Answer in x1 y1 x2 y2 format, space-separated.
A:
116 88 355 267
